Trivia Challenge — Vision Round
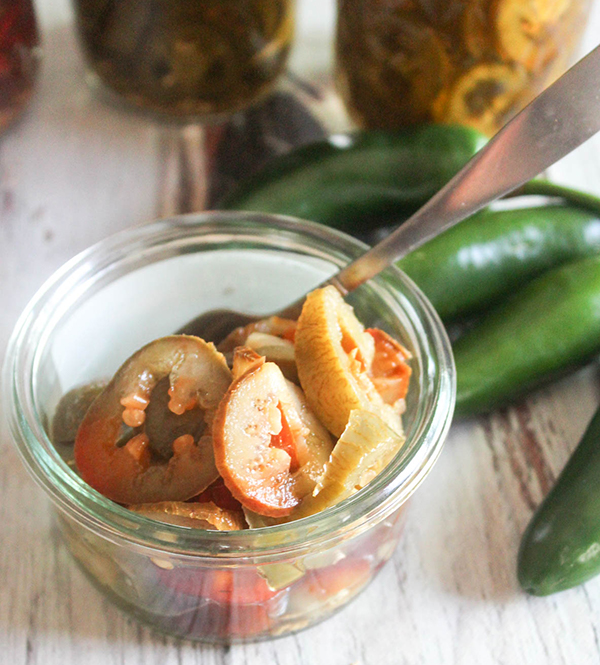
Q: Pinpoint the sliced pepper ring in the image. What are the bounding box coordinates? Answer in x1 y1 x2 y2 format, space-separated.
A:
74 335 232 504
128 501 246 530
295 286 406 438
494 0 570 70
438 62 527 136
367 328 412 410
218 316 296 354
212 358 333 518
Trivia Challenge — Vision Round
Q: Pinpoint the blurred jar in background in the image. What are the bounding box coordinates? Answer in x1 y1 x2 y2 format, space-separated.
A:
0 0 39 133
335 0 592 136
72 0 295 119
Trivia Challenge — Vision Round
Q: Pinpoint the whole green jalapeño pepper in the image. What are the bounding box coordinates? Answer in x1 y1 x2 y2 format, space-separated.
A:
454 255 600 417
220 124 487 231
518 406 600 595
398 203 600 322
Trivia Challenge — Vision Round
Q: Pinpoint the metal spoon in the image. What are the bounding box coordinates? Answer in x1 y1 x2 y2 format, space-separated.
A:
179 44 600 342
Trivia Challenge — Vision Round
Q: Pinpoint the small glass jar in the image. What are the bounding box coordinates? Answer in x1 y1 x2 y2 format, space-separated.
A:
335 0 592 136
3 212 454 642
0 0 39 132
72 0 295 119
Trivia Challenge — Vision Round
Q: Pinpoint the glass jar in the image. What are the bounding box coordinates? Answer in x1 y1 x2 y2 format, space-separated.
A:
72 0 295 119
0 0 39 132
335 0 592 136
3 212 455 642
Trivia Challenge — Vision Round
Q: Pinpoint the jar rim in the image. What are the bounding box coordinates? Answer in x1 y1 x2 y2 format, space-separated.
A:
3 211 455 560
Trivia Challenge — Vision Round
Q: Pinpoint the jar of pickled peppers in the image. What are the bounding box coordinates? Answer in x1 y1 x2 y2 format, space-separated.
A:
0 0 39 133
335 0 592 136
72 0 295 119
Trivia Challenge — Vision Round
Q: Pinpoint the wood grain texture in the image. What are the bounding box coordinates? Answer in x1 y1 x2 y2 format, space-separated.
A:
3 1 600 664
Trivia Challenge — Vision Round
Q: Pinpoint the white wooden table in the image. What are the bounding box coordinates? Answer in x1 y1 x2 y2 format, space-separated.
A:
3 1 600 663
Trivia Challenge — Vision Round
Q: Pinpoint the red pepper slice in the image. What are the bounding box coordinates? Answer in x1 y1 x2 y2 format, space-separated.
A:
367 328 412 404
74 336 232 504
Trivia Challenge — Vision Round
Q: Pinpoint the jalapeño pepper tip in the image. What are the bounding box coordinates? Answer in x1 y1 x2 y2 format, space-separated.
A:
518 407 600 596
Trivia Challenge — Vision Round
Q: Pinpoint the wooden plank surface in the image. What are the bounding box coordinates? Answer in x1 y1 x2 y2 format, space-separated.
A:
3 1 600 663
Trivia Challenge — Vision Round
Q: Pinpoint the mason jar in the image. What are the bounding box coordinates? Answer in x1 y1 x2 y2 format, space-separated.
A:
336 0 592 135
72 0 295 119
4 212 454 642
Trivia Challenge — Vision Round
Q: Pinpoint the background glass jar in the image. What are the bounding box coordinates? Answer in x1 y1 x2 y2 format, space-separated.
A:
72 0 295 119
335 0 592 136
4 212 454 642
0 0 39 132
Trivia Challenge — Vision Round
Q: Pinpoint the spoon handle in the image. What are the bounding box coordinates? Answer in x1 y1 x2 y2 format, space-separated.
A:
332 44 600 293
